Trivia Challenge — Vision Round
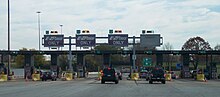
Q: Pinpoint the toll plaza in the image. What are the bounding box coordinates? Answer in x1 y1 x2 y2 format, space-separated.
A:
0 30 220 81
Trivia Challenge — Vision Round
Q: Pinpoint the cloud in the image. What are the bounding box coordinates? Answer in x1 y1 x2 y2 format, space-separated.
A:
0 0 220 50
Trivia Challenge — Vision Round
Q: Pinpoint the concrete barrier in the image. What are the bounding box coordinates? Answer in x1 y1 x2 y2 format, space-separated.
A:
197 74 205 81
97 72 102 80
32 74 40 81
0 74 8 81
65 73 72 81
131 73 139 80
165 74 172 81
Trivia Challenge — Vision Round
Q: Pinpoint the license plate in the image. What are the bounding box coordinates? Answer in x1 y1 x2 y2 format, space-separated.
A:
107 75 111 77
157 78 160 79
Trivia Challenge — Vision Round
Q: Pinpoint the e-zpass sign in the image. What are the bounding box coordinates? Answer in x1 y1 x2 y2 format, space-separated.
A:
44 35 64 47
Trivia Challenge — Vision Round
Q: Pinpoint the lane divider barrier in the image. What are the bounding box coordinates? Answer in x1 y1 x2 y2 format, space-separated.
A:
0 74 7 81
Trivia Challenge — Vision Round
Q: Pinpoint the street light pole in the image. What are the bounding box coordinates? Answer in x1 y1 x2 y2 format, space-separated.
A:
7 0 11 76
60 24 63 34
60 24 63 51
37 11 41 51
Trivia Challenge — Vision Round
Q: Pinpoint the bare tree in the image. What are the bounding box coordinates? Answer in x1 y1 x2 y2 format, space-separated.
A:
213 44 220 63
182 36 212 69
163 42 173 50
163 42 173 71
214 44 220 50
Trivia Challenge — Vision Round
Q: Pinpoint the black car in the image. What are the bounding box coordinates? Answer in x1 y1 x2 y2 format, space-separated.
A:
40 71 48 81
40 71 57 81
149 68 166 84
101 68 119 84
47 71 57 81
139 70 149 79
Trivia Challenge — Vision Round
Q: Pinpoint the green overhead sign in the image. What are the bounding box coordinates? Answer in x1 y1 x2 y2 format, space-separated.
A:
142 58 152 66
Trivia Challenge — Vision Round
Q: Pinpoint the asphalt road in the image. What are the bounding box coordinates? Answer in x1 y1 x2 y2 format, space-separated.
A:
0 78 219 97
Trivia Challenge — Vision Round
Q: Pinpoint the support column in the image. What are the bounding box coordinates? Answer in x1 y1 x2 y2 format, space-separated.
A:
130 54 133 66
156 54 163 66
103 54 110 68
77 54 84 66
0 54 3 64
24 54 34 79
77 54 85 77
181 54 190 78
50 54 59 75
51 54 58 66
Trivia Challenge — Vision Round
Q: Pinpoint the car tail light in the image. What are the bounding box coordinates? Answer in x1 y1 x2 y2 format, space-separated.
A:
101 73 104 76
164 74 166 77
151 74 153 76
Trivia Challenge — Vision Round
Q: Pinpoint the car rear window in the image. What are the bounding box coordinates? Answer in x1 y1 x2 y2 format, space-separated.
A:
152 68 164 74
103 69 115 75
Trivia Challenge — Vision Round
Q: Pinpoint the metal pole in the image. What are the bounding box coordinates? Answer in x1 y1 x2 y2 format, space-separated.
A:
132 36 136 71
37 11 41 51
60 24 63 34
60 24 63 51
68 36 73 72
7 0 11 76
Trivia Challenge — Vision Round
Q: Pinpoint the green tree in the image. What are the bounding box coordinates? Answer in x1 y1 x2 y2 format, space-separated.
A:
94 45 121 50
15 48 46 68
15 48 27 68
59 55 69 70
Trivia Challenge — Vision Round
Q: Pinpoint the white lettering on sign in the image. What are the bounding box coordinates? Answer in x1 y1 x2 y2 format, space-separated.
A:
80 41 92 45
109 36 127 40
45 36 63 41
77 36 95 40
113 41 124 45
48 41 60 45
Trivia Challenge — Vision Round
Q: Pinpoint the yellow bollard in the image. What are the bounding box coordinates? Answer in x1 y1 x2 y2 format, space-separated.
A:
97 72 102 80
0 74 8 81
165 74 172 81
196 74 205 81
131 73 139 80
65 73 73 81
32 74 40 81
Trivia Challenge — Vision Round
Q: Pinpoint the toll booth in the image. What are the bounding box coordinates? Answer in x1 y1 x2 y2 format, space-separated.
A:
77 69 84 78
207 63 217 79
0 63 7 74
24 65 34 79
181 54 191 78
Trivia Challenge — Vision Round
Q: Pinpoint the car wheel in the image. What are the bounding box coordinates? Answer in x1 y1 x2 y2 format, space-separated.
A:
146 78 149 81
162 80 166 84
101 80 105 84
115 80 119 84
149 80 153 84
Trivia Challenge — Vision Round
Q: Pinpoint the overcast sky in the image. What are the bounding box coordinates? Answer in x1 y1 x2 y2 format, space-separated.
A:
0 0 220 50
